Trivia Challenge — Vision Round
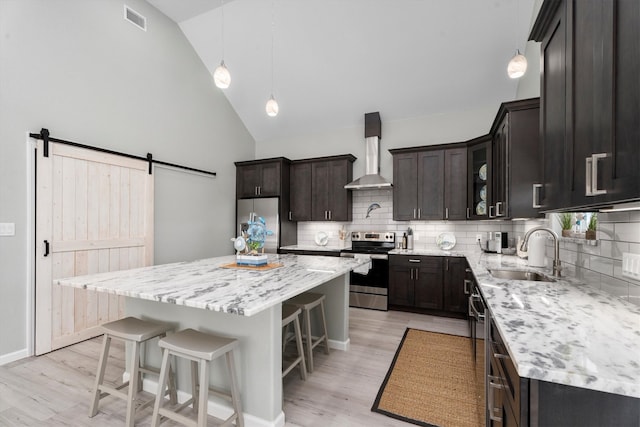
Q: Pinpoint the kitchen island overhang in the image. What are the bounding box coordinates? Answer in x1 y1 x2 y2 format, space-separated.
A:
56 254 368 427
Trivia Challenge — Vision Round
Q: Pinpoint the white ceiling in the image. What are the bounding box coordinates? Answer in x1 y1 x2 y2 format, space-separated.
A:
147 0 537 143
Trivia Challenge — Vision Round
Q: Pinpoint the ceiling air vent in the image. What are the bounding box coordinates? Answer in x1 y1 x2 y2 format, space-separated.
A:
124 5 146 31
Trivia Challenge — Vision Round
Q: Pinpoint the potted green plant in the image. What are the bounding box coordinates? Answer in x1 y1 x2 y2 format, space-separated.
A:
585 213 597 240
557 213 573 237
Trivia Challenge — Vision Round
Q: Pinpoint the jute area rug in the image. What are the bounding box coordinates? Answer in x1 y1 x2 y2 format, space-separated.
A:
371 328 484 427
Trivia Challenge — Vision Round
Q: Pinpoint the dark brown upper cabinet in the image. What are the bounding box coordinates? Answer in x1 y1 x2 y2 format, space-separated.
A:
531 0 640 211
235 158 290 199
390 144 467 221
489 98 543 219
289 154 355 222
289 162 312 221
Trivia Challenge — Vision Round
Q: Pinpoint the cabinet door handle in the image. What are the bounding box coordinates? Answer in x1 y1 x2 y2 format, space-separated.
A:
408 259 421 263
413 208 416 219
445 207 449 220
445 258 449 271
488 205 495 218
466 207 470 219
328 210 332 220
464 279 472 295
288 211 292 221
585 156 594 196
488 376 504 423
532 183 542 208
43 240 50 257
417 208 421 219
591 153 608 196
410 268 414 280
415 268 419 280
495 201 504 217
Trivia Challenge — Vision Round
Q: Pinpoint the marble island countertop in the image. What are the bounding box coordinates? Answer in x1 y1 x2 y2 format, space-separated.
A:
465 252 640 399
55 254 367 317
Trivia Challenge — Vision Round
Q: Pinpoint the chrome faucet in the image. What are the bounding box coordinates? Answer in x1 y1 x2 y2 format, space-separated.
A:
520 226 562 277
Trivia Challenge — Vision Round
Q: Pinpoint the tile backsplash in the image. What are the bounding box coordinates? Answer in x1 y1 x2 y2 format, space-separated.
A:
295 189 640 306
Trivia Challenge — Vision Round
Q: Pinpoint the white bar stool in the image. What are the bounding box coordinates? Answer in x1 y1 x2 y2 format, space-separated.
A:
282 304 307 380
89 316 176 427
151 328 244 427
286 292 330 373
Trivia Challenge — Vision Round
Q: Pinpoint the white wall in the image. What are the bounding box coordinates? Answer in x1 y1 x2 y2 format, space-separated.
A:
516 0 543 100
0 0 254 359
256 105 498 181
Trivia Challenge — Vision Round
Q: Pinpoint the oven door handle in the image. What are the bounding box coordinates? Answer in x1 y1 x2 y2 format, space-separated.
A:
469 294 485 322
341 252 388 260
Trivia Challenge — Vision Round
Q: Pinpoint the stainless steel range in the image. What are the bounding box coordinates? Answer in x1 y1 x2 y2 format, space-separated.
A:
340 231 395 311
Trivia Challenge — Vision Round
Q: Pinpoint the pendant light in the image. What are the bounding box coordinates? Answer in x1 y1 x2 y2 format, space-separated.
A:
266 0 279 117
507 49 527 79
507 0 527 79
213 0 231 89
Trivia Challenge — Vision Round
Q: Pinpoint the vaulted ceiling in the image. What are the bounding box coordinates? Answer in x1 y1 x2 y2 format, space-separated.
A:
147 0 537 142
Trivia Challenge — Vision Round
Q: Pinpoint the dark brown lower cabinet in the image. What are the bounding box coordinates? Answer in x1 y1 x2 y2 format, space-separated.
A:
487 309 639 427
389 255 467 316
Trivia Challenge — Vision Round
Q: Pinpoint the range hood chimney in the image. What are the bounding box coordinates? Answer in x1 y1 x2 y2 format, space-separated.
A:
344 112 393 190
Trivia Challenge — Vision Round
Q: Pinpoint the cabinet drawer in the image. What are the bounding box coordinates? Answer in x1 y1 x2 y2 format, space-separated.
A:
389 255 441 269
490 322 521 419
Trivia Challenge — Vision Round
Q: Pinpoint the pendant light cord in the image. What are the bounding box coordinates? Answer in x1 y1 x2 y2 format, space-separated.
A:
515 0 519 53
270 0 275 96
221 0 225 60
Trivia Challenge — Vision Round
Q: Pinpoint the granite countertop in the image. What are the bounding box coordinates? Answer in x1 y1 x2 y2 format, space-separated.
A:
55 254 366 317
280 244 349 252
466 252 640 399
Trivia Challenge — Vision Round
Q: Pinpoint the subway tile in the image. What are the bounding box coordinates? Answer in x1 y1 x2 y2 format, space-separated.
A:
599 211 630 223
599 240 629 260
614 222 640 243
596 222 615 241
629 211 640 222
588 255 614 276
627 283 640 307
600 275 630 301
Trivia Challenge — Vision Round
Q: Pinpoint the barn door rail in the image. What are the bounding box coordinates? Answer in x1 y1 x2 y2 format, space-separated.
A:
29 128 217 177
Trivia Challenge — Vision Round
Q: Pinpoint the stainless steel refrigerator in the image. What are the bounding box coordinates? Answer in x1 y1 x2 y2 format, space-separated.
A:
236 197 280 253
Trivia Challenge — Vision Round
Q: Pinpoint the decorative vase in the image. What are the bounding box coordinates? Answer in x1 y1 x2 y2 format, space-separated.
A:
562 229 572 238
585 230 596 240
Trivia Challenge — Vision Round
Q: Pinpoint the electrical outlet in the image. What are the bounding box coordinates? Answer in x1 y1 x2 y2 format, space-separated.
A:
622 253 640 280
476 234 482 242
0 223 15 236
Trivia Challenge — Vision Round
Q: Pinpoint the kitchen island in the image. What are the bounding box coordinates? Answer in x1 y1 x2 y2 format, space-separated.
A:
56 253 368 427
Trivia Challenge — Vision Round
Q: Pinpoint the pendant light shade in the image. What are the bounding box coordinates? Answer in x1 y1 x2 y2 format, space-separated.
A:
507 50 527 79
214 60 231 88
266 95 279 117
214 0 230 89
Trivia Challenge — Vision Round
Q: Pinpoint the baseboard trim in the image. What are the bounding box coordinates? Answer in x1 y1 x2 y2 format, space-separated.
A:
140 378 285 427
328 337 350 351
0 348 29 366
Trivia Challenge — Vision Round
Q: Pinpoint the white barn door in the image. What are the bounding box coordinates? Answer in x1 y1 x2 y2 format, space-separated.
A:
35 141 153 355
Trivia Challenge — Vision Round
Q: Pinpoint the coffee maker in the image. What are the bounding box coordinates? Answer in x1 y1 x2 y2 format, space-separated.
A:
482 231 508 253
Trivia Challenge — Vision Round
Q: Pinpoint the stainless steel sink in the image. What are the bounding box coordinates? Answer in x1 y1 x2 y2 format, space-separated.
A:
488 269 555 282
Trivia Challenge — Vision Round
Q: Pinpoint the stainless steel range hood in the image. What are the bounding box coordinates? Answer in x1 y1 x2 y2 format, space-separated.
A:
344 112 393 190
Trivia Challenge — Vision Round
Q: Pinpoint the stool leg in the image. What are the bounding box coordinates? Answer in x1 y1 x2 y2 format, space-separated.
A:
320 300 330 355
151 348 171 427
293 316 307 381
226 350 244 427
89 334 111 417
304 308 314 373
125 341 141 427
191 360 199 411
167 358 178 405
197 359 209 427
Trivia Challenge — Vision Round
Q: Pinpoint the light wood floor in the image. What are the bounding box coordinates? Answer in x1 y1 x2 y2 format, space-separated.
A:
0 308 469 426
